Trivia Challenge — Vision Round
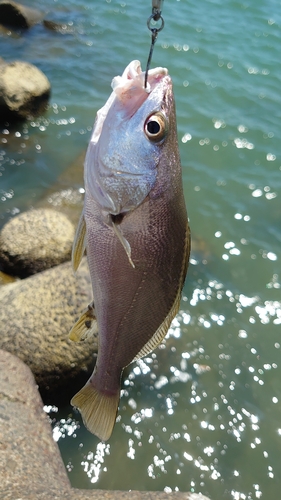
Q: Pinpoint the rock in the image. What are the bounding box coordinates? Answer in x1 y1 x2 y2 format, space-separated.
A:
0 208 74 277
0 257 97 403
38 187 85 227
0 0 44 29
0 60 51 121
43 19 75 34
0 351 211 500
0 350 70 495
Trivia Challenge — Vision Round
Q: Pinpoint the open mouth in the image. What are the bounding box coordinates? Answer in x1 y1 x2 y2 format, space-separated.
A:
112 59 168 97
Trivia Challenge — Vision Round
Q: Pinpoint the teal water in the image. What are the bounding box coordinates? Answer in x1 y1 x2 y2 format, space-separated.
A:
1 0 281 498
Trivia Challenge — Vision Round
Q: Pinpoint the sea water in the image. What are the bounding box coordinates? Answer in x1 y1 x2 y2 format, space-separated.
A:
1 0 281 498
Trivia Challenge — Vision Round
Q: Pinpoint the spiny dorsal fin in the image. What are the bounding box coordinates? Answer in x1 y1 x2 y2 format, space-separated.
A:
72 211 87 272
71 381 120 441
69 301 98 342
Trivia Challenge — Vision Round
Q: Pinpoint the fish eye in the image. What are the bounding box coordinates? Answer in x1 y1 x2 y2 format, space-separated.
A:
144 112 167 143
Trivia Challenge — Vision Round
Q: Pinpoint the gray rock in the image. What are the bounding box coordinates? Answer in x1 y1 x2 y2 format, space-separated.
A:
0 349 70 495
0 257 97 402
0 350 211 500
0 60 51 121
0 208 74 277
43 19 75 34
0 0 44 29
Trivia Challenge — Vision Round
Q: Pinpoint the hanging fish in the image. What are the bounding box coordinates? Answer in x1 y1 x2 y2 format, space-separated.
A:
70 60 190 441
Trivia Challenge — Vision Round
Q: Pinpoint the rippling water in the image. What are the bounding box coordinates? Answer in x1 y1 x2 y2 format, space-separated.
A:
1 0 281 498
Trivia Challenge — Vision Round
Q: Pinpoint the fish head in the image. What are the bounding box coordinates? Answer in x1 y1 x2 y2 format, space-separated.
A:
85 60 175 217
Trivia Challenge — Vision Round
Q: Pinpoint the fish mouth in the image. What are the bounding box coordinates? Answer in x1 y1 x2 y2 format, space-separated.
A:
112 60 168 95
111 60 170 118
90 60 170 147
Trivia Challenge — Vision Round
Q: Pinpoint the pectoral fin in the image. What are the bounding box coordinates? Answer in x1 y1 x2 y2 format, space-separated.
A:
111 218 135 268
69 301 98 342
72 211 87 272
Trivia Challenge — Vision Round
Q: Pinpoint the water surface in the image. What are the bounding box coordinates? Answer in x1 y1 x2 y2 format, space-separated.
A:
1 0 281 498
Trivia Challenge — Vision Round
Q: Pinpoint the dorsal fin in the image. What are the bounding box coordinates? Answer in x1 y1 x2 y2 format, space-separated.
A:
132 222 190 361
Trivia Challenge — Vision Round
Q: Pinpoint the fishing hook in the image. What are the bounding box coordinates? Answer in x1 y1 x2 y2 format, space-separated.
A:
144 0 165 89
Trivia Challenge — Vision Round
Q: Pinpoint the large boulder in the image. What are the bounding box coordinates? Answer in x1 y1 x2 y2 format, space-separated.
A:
0 350 70 497
0 350 212 500
0 208 74 277
0 60 51 121
0 0 44 29
0 257 98 403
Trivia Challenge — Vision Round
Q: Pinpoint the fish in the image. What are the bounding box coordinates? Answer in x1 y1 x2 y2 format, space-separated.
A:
70 60 190 441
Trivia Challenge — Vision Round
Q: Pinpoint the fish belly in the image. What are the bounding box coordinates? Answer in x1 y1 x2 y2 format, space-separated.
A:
85 189 189 392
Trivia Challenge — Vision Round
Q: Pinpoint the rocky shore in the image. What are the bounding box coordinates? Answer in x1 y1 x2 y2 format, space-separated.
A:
0 0 75 122
0 349 211 500
0 2 211 496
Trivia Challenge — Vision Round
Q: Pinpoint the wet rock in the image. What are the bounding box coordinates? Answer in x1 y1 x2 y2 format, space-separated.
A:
0 208 74 277
0 60 51 121
0 0 44 29
0 257 97 403
43 19 75 34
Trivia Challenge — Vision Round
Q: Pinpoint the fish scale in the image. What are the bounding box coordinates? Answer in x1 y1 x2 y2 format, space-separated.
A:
69 60 190 441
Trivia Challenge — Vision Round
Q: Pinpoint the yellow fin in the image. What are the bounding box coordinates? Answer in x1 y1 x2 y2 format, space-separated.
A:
132 222 190 362
111 220 135 268
69 301 98 342
72 211 87 272
71 381 119 441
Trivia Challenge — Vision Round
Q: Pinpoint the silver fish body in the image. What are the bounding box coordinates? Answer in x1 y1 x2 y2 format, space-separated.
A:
70 60 190 441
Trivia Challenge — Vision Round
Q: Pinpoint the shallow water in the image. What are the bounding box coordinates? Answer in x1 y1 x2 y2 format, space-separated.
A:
1 0 281 498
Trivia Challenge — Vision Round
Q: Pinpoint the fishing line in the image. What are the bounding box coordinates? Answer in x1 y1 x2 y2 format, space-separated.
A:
144 0 165 89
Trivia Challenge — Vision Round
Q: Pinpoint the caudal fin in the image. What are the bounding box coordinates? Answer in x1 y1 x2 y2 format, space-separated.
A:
71 381 119 441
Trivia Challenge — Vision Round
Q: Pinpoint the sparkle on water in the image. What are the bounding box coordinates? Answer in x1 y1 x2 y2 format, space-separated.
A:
1 0 281 498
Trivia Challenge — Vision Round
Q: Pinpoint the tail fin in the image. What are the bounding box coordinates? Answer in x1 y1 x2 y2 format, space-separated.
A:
71 381 119 441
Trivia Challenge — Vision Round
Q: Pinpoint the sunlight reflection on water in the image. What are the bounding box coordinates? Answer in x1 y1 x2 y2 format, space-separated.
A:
46 262 281 497
1 0 281 497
